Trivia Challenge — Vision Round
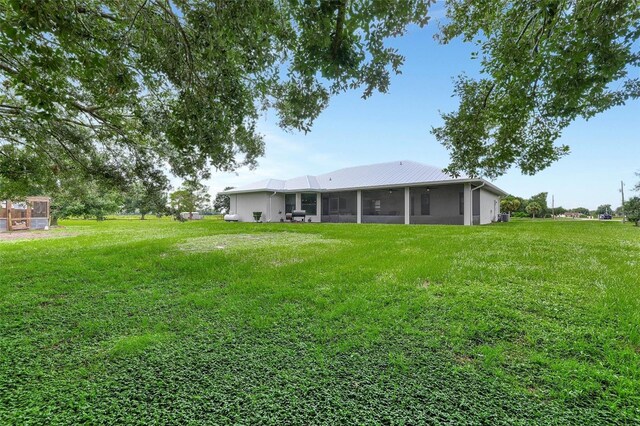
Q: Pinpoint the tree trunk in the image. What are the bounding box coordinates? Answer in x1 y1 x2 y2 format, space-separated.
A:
141 213 146 220
50 216 59 226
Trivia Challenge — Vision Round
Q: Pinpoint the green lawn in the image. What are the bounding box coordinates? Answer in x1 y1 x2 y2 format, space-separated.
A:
1 219 639 424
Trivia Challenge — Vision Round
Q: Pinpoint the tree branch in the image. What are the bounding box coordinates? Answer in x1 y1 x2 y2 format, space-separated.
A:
74 5 118 22
124 0 149 39
332 0 348 59
153 0 195 85
0 62 17 75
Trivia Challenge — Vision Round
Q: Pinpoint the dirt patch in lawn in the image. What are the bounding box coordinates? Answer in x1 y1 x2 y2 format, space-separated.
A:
178 232 339 253
0 230 75 241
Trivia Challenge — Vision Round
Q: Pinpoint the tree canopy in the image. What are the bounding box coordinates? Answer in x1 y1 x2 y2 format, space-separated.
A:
624 197 640 225
169 180 210 217
500 195 521 214
595 204 612 215
50 178 123 222
213 187 234 214
525 201 542 218
1 0 638 190
433 0 640 178
122 178 170 219
0 0 431 193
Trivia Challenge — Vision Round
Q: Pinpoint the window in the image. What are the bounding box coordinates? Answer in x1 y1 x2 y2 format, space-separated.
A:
301 193 317 215
459 192 464 215
421 192 430 215
285 194 296 213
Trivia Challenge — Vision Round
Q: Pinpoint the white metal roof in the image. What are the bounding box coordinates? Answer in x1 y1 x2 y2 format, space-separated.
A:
222 160 507 196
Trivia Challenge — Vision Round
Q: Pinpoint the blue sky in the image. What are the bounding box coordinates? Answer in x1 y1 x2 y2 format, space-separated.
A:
205 3 640 210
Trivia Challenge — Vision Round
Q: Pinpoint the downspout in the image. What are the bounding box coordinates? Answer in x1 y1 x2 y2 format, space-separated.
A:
469 182 485 226
268 191 277 222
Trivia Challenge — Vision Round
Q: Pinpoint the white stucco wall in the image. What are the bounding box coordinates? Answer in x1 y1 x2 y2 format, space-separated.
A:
229 192 269 222
479 188 500 225
230 192 313 222
229 185 501 225
267 193 285 222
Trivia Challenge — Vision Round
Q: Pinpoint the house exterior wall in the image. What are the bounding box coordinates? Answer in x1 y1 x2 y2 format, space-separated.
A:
267 193 285 222
230 192 269 222
228 184 500 225
230 192 317 222
479 188 500 225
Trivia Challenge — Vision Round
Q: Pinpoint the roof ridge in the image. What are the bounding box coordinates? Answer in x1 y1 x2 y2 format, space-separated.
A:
317 160 436 176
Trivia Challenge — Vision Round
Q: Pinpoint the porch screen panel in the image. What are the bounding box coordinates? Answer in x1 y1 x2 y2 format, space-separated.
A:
321 192 357 223
11 203 27 220
411 185 465 225
10 202 29 230
32 201 48 218
362 189 404 224
472 190 480 225
31 200 49 229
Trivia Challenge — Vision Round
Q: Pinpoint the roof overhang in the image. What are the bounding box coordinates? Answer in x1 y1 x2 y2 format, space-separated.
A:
221 178 507 197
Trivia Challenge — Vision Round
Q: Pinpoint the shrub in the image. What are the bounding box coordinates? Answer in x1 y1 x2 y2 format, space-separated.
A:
526 202 542 218
625 197 640 225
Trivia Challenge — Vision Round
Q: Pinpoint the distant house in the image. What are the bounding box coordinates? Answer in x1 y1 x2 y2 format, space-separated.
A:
221 161 507 225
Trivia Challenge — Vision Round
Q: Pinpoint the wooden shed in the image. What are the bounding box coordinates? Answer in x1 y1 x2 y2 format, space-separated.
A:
0 197 51 232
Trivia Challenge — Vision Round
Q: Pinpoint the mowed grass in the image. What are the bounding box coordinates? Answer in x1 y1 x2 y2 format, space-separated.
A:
0 218 639 424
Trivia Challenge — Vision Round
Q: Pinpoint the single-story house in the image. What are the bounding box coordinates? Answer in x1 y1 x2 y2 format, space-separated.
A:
221 161 507 225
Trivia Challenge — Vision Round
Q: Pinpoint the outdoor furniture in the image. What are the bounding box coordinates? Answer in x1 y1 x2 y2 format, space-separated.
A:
291 210 306 222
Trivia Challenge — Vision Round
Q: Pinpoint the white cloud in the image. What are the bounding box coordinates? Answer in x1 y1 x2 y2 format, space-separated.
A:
204 125 349 198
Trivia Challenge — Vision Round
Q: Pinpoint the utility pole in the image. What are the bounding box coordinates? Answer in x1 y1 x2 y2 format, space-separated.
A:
620 181 625 223
552 194 555 219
